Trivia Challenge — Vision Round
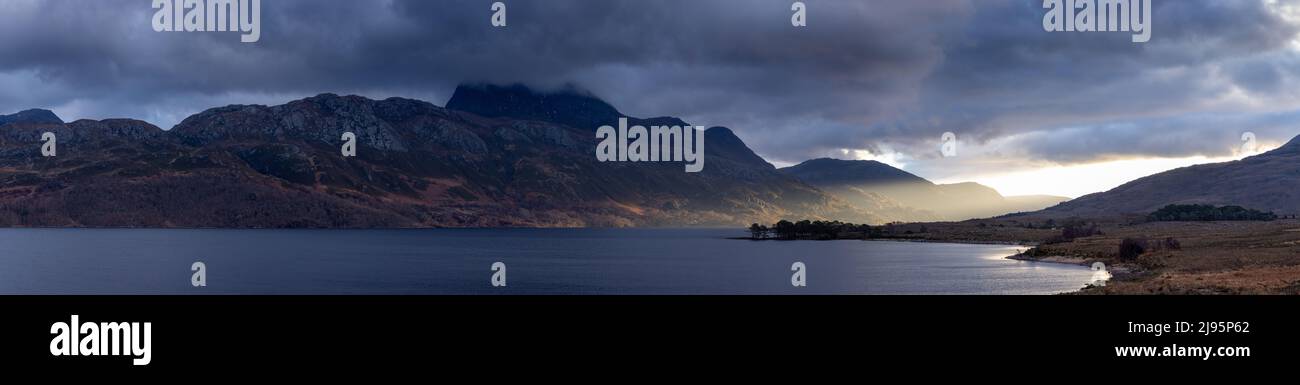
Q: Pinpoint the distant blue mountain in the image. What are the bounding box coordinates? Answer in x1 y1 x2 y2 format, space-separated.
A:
781 158 1069 221
0 109 63 126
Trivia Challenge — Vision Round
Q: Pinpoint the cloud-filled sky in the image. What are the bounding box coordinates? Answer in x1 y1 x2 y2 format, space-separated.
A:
3 0 1300 197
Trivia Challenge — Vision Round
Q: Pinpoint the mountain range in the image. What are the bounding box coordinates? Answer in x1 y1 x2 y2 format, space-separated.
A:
0 85 879 227
780 158 1069 221
4 84 1292 228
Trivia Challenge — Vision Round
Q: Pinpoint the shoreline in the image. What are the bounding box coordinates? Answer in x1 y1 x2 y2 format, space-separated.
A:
728 236 1030 246
737 218 1300 294
1006 253 1091 266
734 235 1115 294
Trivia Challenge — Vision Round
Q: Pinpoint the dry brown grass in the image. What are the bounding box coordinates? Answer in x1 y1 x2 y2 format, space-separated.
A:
903 217 1300 294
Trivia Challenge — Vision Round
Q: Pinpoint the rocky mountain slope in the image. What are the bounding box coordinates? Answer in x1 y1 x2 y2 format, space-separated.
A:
0 86 876 227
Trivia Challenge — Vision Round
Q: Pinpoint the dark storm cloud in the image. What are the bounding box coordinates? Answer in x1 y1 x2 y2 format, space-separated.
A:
1 0 1299 166
894 0 1300 163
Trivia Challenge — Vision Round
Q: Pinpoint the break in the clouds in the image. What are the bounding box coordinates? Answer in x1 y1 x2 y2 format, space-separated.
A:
3 0 1300 175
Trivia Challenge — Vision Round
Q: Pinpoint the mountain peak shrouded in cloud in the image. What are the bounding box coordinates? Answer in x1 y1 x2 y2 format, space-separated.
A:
446 82 772 169
0 109 63 126
446 83 623 131
445 83 697 132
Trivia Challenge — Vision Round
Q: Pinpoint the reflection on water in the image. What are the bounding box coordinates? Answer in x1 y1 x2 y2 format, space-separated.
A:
0 228 1096 295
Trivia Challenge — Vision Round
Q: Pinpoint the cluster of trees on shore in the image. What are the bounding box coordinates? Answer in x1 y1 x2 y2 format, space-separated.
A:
747 203 1282 244
747 220 936 240
1147 204 1277 222
748 220 877 240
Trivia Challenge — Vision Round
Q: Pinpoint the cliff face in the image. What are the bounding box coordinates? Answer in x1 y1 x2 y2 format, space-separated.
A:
0 86 875 228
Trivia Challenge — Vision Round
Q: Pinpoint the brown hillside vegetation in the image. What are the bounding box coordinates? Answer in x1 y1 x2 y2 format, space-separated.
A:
879 217 1300 294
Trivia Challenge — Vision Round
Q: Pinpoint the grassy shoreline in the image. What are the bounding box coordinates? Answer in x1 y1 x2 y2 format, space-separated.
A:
742 216 1300 294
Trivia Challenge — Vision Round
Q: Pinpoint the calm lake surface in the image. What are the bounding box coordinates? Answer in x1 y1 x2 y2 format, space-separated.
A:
0 228 1096 294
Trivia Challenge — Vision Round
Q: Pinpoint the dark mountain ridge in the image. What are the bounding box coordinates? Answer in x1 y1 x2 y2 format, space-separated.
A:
0 109 63 126
447 83 774 168
0 86 875 227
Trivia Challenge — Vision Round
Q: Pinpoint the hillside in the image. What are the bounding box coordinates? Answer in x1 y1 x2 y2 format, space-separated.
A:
780 158 1069 221
0 86 876 227
1044 136 1300 217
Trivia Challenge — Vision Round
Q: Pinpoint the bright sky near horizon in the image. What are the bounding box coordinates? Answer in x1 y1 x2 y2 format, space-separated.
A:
952 155 1247 198
797 143 1282 199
